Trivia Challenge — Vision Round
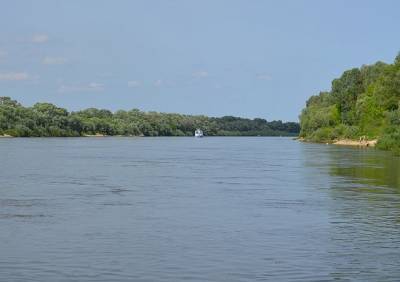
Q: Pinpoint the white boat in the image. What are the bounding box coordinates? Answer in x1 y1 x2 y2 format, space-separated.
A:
194 129 204 137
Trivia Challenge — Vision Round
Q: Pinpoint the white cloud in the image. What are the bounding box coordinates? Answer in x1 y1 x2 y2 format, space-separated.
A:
154 79 163 87
88 82 104 90
0 72 30 81
153 79 177 88
32 34 49 43
128 80 141 88
256 73 272 80
192 70 209 78
58 82 104 93
42 56 67 65
58 85 70 93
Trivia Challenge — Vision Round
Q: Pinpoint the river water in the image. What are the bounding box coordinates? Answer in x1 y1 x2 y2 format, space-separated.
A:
1 137 400 281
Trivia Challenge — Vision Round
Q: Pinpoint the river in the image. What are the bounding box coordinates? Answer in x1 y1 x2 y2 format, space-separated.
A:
1 137 399 281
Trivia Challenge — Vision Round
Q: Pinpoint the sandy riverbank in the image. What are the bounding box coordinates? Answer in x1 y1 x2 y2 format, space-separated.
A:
296 137 377 147
333 139 377 147
0 134 13 138
83 133 107 137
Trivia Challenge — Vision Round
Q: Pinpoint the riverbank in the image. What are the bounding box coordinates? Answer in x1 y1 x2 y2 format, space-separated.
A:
83 133 107 137
0 134 294 138
333 139 377 147
297 137 377 147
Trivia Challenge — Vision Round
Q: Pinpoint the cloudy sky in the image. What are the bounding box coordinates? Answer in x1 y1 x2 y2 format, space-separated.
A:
0 0 399 121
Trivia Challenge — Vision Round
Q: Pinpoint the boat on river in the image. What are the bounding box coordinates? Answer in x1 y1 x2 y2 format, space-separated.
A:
194 129 204 137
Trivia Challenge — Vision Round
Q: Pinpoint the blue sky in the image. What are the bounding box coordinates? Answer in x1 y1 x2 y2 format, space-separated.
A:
0 0 399 121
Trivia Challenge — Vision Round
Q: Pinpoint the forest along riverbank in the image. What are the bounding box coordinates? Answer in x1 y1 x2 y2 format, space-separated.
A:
0 97 299 138
298 53 400 154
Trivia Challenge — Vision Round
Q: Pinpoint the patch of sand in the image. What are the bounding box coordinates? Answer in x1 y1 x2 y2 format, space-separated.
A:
84 133 106 137
333 139 377 147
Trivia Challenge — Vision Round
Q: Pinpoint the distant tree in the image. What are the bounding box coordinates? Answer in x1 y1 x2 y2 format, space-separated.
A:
0 96 299 137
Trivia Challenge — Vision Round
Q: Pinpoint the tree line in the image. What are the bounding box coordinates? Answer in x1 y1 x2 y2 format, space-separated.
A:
299 52 400 154
0 97 299 137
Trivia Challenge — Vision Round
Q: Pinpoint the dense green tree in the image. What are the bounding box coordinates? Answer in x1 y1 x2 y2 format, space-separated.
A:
300 52 400 154
0 97 299 137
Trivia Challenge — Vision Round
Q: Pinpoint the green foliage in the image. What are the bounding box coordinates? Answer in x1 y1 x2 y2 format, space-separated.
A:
300 52 400 153
299 94 340 137
377 126 400 155
0 97 299 137
355 90 385 137
331 68 364 124
377 109 400 155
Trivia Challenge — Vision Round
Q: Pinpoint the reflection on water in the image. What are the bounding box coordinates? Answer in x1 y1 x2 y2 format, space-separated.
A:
1 138 400 281
323 146 400 282
329 146 400 191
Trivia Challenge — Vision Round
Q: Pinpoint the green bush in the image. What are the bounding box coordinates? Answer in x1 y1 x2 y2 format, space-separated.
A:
342 125 361 139
377 126 400 155
308 127 334 142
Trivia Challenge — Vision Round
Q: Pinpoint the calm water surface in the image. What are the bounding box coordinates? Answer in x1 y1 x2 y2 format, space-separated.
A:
1 137 400 281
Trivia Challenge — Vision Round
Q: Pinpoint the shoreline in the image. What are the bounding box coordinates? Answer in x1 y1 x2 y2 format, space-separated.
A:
83 134 108 137
297 137 378 147
333 139 377 147
0 135 295 138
